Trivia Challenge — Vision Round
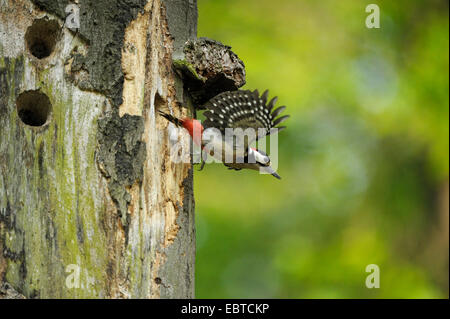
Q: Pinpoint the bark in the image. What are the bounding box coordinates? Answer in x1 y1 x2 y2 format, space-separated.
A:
174 37 246 107
0 0 197 298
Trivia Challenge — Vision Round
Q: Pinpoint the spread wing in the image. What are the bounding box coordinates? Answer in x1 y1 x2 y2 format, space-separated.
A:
202 89 289 151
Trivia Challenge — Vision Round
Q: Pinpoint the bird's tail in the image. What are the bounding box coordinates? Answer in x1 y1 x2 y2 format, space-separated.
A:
158 110 184 127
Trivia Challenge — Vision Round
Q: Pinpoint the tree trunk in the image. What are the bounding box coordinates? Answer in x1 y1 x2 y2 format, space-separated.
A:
0 0 197 298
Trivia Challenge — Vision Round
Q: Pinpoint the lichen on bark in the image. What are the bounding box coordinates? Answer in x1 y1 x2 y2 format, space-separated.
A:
1 0 197 298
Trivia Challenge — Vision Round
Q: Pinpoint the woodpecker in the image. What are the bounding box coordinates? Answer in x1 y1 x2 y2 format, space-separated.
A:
159 89 289 179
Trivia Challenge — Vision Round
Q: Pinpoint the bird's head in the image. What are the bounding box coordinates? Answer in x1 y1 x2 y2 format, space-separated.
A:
249 148 281 179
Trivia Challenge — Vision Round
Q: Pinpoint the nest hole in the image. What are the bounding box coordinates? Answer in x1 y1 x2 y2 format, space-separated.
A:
25 19 60 59
16 91 52 127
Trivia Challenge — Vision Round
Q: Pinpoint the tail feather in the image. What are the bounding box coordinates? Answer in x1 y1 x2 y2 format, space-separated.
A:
158 110 183 127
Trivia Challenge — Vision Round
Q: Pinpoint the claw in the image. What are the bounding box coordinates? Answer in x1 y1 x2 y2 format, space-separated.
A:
198 150 208 171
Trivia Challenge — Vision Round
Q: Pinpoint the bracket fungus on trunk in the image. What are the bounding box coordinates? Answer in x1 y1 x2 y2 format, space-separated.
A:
173 37 246 108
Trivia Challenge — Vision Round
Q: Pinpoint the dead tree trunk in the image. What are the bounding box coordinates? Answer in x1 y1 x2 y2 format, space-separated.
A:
0 0 197 298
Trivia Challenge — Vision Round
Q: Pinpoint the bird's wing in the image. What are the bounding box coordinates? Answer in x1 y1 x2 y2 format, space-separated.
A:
202 89 289 151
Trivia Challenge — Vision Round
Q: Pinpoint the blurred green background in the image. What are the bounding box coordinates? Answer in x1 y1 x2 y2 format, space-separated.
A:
194 0 449 298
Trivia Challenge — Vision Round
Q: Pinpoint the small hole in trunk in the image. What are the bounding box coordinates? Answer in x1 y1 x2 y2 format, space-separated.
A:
16 90 52 127
25 19 60 59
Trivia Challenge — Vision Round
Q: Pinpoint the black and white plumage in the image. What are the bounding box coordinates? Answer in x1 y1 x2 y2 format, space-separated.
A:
202 89 289 151
158 89 289 179
200 89 289 179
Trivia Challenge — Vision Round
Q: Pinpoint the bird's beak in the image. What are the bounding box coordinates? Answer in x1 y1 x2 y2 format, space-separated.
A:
260 165 282 180
271 171 281 180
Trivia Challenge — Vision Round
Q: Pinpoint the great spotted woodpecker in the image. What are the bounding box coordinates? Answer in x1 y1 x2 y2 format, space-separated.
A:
159 89 289 179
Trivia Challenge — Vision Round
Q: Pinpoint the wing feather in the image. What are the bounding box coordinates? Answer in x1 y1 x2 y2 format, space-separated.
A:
202 90 289 151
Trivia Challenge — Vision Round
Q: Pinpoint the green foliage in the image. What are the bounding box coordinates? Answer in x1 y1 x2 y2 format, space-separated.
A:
195 0 449 298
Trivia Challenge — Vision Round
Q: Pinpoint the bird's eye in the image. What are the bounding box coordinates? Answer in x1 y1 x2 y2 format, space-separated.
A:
259 157 270 166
